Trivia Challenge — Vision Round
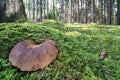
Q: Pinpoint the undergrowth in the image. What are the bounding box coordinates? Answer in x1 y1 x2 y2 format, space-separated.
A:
0 20 120 80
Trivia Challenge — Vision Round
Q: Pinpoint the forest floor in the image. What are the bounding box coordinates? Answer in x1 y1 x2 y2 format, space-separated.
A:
0 20 120 80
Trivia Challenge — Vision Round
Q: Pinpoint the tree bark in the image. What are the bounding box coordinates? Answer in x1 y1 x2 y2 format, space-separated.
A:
117 0 120 25
84 0 87 24
70 0 73 23
28 0 31 21
103 0 106 24
53 0 55 19
37 0 42 22
0 0 27 22
43 0 45 19
5 0 27 22
80 0 83 23
32 0 35 22
64 0 69 23
100 0 103 24
107 0 113 25
0 0 6 22
46 0 49 19
91 0 95 22
77 0 80 23
61 0 64 22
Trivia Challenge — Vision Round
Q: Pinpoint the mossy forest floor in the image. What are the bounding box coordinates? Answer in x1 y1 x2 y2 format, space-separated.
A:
0 20 120 80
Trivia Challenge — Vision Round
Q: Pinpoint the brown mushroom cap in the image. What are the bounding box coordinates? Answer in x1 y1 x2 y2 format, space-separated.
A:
9 39 58 71
99 50 107 60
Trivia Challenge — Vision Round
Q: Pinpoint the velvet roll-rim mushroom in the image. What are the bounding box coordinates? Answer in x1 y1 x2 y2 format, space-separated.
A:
9 39 58 71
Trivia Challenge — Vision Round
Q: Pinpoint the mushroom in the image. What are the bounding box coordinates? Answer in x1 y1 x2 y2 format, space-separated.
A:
99 50 107 60
9 39 58 71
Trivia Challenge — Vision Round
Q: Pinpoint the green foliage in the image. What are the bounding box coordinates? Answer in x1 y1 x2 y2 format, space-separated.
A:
0 20 120 80
81 66 102 80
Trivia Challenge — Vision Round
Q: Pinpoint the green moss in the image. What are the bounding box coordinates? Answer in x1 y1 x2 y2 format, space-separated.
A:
0 21 120 80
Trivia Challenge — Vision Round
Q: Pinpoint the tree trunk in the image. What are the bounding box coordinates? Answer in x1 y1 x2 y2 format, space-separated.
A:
103 0 106 24
117 0 120 25
84 0 87 24
0 0 27 22
28 0 31 21
70 0 73 23
0 0 6 22
32 0 35 22
53 0 55 19
61 0 64 22
43 0 45 19
37 0 42 22
46 0 49 19
100 0 103 24
65 1 67 22
80 0 83 23
77 0 80 23
107 0 113 25
91 0 95 22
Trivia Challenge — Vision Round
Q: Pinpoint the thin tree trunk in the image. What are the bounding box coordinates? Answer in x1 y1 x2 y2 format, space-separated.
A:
46 0 49 19
26 0 29 18
32 0 35 22
56 0 58 21
70 0 73 23
68 0 71 23
43 0 45 19
28 0 31 20
61 0 64 22
77 0 80 23
103 0 106 24
53 0 55 19
107 0 113 25
84 0 87 24
65 2 67 22
0 0 6 22
37 0 42 22
72 0 74 22
80 0 83 23
91 0 95 22
37 0 39 20
65 0 69 23
100 0 103 24
117 0 120 25
40 0 42 21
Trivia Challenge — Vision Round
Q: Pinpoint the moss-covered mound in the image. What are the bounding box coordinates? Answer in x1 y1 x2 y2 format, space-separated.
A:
0 20 120 80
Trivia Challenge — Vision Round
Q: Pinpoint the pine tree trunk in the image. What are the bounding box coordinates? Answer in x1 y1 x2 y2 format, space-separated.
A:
65 2 67 22
84 0 87 24
117 0 120 25
103 0 106 24
100 0 103 24
80 0 83 23
0 0 6 22
91 0 95 22
53 0 55 19
37 0 42 22
61 0 64 22
43 0 45 19
1 0 27 22
46 0 49 19
70 0 73 23
77 0 80 23
32 0 35 22
107 0 113 25
28 0 31 21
